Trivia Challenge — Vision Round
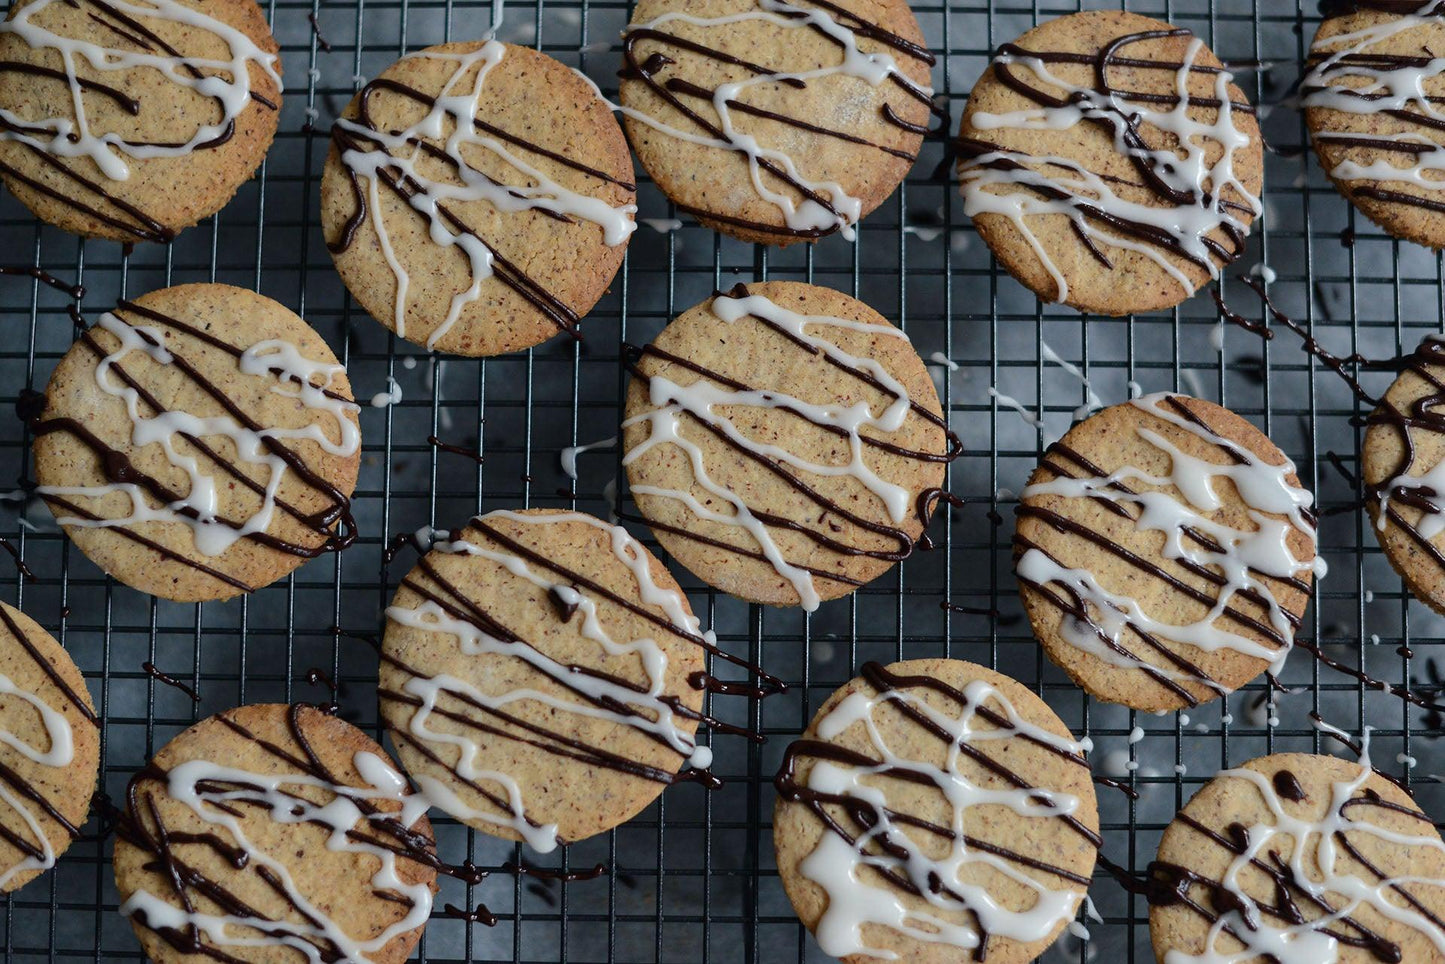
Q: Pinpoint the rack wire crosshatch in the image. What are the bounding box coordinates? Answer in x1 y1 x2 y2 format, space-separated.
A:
1 0 1443 960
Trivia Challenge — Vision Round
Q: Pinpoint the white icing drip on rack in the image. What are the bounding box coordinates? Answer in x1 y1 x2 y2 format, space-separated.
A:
385 509 716 853
118 750 434 962
1302 2 1445 195
594 0 933 241
960 33 1260 304
0 673 75 889
798 676 1089 958
334 42 636 349
38 312 361 557
1017 393 1323 695
623 289 919 611
1165 737 1445 964
0 0 281 181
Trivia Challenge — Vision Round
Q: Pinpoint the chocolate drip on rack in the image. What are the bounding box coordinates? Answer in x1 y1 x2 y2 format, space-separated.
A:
957 28 1258 277
328 74 635 341
775 661 1098 958
140 662 200 703
116 704 480 961
0 0 279 244
624 282 961 584
25 300 358 593
619 0 941 240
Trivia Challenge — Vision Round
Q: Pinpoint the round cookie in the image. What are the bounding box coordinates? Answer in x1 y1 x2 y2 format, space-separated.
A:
380 508 716 852
618 0 935 245
621 281 958 611
113 703 439 964
0 0 281 244
957 10 1263 314
1304 2 1445 248
1362 335 1445 613
773 658 1100 964
1150 752 1445 962
0 601 98 893
1015 393 1321 712
31 283 361 602
322 41 635 356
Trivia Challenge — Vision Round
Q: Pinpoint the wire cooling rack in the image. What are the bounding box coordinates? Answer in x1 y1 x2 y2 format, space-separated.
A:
2 0 1444 960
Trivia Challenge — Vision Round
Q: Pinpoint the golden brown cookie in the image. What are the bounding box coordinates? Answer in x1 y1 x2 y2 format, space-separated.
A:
773 658 1100 964
1150 751 1445 963
322 41 635 356
621 281 958 611
1362 335 1445 614
113 703 439 964
1305 3 1445 248
618 0 936 245
0 0 281 243
0 601 97 893
31 283 361 602
380 508 718 852
958 10 1263 314
1015 394 1321 712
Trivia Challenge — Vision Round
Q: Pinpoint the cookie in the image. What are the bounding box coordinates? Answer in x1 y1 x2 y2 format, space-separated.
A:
380 508 725 852
113 703 440 964
1304 2 1445 248
773 658 1100 964
957 11 1263 314
617 0 936 245
0 0 281 244
1149 751 1445 962
1361 335 1445 613
30 283 361 602
1015 393 1322 712
322 41 635 356
0 601 98 893
621 281 958 610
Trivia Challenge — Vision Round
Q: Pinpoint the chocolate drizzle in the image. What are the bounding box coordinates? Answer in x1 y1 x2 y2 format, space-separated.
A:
26 299 358 595
775 661 1098 959
0 0 280 244
381 513 781 850
619 0 941 240
623 283 961 600
115 704 480 962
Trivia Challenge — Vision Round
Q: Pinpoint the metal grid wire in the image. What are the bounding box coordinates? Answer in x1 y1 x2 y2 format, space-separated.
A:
1 0 1443 959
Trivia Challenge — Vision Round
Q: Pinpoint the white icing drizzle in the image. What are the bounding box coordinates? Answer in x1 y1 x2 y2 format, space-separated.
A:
784 669 1093 958
333 42 635 349
384 509 717 853
1017 393 1323 699
604 0 935 241
118 749 434 962
1302 2 1445 197
559 434 618 480
0 672 75 889
0 0 281 181
623 289 927 611
38 311 361 557
1164 739 1445 964
960 27 1260 304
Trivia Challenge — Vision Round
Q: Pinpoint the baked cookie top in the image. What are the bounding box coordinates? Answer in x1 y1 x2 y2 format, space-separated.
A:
621 280 958 610
773 658 1100 964
0 601 98 893
617 0 936 245
113 703 440 964
322 41 636 356
381 508 735 851
958 10 1263 314
0 0 281 243
1304 0 1445 248
31 283 361 602
1150 751 1445 963
1015 394 1322 712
